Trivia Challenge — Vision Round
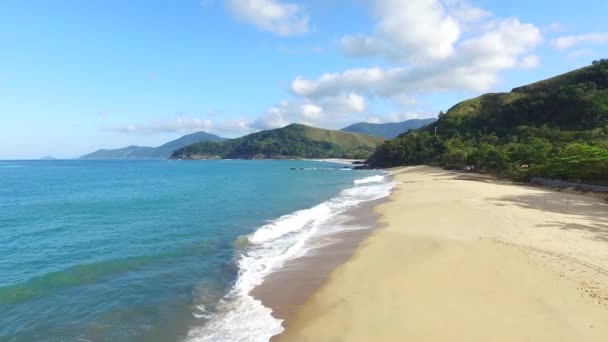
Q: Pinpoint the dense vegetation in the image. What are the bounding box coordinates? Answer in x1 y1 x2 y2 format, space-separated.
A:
172 124 383 159
340 118 436 139
81 131 226 159
368 60 608 184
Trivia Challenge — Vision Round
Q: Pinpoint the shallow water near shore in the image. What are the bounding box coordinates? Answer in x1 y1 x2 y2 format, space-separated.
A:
0 159 390 341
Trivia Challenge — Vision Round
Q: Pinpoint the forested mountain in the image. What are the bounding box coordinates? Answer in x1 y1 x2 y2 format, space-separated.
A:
340 118 436 139
367 60 608 184
80 131 226 159
171 124 383 160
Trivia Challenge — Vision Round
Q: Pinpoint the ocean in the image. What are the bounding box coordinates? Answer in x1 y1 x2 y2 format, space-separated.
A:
0 160 392 341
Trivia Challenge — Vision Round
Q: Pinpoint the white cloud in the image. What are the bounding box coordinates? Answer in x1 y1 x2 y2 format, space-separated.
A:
322 92 367 114
342 0 461 62
225 0 309 36
201 1 544 131
251 102 316 129
292 4 542 106
552 32 608 50
214 118 258 136
251 93 367 130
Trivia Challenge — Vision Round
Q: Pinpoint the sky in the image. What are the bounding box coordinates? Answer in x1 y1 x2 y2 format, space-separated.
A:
1 0 607 159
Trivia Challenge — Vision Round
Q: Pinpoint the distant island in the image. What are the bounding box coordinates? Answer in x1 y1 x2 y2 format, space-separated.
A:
40 156 56 160
367 60 608 184
340 118 436 139
171 124 383 160
80 131 226 159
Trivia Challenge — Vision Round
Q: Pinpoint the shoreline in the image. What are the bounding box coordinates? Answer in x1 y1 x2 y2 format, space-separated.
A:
250 172 393 339
183 163 393 342
274 165 608 341
252 197 387 324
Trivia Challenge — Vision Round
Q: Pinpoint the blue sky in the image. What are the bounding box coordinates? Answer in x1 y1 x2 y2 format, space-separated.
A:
1 0 607 159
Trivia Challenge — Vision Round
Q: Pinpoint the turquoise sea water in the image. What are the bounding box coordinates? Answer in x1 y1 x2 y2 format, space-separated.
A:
0 160 390 342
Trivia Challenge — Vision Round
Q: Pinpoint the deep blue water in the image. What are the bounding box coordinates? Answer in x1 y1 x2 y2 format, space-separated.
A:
0 160 382 342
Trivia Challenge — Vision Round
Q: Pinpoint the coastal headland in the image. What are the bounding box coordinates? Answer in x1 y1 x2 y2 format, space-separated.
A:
274 166 608 341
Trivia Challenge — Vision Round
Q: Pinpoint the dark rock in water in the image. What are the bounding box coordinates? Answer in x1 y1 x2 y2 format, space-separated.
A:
352 161 365 165
291 168 297 170
353 164 375 170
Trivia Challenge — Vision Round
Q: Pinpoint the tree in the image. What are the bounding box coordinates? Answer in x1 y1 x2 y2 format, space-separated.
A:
441 137 470 169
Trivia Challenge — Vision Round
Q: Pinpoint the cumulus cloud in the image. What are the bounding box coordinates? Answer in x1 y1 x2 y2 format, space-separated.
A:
342 0 461 62
322 92 367 114
518 54 540 69
293 20 541 98
252 102 320 129
225 0 309 36
252 93 367 130
134 1 545 132
292 1 542 106
214 118 258 136
552 32 608 50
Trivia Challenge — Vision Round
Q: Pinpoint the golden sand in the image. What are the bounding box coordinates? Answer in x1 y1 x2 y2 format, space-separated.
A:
276 166 608 341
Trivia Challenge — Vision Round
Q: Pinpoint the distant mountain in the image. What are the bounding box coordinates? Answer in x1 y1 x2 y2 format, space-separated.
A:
340 118 436 139
171 124 384 160
80 131 226 159
80 145 160 159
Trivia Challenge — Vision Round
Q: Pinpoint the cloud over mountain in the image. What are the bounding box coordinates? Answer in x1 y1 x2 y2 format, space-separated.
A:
290 0 542 118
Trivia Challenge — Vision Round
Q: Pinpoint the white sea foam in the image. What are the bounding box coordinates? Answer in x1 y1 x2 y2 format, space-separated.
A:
186 174 394 342
353 174 385 184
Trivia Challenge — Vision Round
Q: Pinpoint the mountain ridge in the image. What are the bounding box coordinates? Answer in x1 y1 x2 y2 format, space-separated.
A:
80 131 226 159
340 118 436 139
171 124 383 160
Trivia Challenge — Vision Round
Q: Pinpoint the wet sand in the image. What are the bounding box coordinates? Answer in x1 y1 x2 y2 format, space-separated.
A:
252 198 386 326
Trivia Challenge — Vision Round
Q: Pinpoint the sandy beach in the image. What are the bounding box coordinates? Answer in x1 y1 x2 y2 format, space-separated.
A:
275 166 608 341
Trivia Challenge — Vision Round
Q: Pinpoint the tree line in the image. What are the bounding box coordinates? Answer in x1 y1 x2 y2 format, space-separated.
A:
368 60 608 184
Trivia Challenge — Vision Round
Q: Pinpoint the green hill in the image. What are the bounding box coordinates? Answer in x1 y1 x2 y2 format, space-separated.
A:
367 60 608 184
171 124 384 160
80 131 226 159
340 118 436 139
